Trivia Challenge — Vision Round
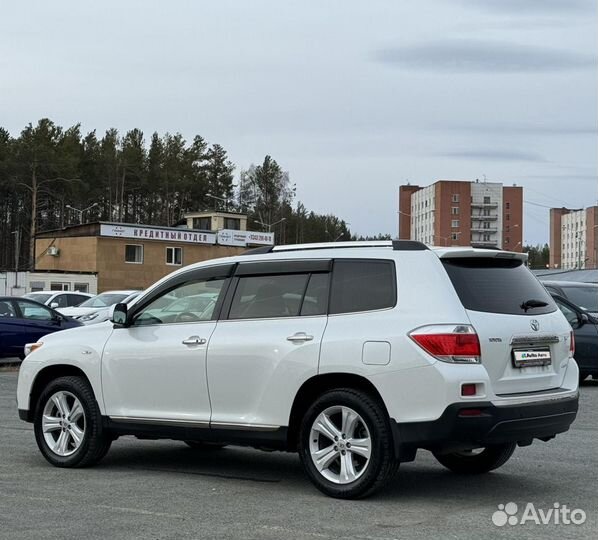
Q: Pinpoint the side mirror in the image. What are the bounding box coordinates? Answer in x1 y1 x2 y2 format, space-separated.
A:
111 303 128 326
579 312 589 326
50 302 59 309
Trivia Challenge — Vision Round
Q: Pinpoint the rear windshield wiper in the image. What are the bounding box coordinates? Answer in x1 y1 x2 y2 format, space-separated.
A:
520 299 549 312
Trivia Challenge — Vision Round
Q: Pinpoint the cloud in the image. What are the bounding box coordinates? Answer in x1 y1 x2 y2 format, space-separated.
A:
374 40 596 73
435 122 598 136
440 149 547 162
458 0 593 15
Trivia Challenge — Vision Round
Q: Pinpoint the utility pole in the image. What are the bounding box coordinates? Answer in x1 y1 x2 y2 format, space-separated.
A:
11 230 20 287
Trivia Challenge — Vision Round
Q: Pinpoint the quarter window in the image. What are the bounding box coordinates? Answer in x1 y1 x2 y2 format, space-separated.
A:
229 274 309 319
329 260 396 314
125 244 143 264
166 246 183 266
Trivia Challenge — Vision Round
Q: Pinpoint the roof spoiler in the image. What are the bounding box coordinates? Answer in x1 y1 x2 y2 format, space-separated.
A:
392 240 429 251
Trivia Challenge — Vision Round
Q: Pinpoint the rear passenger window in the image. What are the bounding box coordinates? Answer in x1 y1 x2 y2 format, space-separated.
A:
329 260 396 314
229 274 309 319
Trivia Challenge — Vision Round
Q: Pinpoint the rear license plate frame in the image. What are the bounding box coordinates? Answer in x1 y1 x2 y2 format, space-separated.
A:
512 347 552 368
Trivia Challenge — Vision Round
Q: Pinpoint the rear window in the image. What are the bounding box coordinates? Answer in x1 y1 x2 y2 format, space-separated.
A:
329 260 396 314
442 257 556 315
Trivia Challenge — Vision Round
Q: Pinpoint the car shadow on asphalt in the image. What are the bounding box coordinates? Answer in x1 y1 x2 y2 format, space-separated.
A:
89 438 558 501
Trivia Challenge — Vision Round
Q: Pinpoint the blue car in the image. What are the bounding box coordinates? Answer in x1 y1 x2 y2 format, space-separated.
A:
0 296 82 359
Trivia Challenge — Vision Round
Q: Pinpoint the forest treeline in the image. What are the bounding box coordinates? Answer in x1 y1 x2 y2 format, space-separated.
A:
0 119 352 269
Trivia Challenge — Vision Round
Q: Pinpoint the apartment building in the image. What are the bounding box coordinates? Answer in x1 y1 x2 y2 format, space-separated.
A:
549 206 598 269
398 179 523 251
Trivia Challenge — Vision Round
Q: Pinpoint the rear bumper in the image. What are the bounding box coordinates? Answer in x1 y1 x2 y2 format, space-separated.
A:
392 393 579 459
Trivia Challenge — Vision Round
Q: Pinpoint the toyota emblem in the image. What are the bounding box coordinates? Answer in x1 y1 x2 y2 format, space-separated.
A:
530 319 540 332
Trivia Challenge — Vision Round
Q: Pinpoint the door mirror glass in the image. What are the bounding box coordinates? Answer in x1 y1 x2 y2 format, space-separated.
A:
50 302 59 309
111 303 128 325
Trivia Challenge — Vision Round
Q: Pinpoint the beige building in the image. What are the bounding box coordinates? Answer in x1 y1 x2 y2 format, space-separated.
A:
550 206 598 269
35 214 272 292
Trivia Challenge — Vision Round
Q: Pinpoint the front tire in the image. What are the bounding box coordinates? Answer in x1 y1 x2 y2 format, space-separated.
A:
433 443 516 474
34 376 111 467
298 388 398 499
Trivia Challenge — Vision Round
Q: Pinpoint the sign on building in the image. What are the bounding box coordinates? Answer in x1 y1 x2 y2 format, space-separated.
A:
217 229 274 247
100 224 217 245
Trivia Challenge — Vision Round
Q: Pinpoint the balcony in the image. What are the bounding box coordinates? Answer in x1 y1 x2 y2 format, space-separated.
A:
471 202 498 208
470 214 498 221
471 227 498 232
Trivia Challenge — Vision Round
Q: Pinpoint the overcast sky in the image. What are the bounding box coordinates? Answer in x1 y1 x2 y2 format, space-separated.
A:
1 0 596 243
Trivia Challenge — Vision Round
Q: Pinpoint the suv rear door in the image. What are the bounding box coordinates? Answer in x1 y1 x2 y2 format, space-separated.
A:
441 254 571 395
206 259 330 429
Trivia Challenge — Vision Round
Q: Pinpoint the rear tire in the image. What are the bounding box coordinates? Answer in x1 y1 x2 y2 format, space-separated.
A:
433 443 516 474
33 376 111 468
298 388 398 499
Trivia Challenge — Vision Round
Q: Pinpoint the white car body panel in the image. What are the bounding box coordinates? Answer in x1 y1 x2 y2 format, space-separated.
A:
207 315 328 427
101 320 216 422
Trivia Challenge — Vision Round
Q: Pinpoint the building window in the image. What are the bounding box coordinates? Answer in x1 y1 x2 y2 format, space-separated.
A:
166 246 182 266
74 283 89 293
451 207 459 215
223 217 241 230
125 244 143 264
30 281 45 292
483 234 491 241
505 225 510 232
484 196 491 204
451 233 459 240
505 202 510 209
505 237 510 244
451 220 460 228
483 208 491 216
193 217 212 230
452 194 459 203
506 213 510 221
483 222 490 229
50 282 69 291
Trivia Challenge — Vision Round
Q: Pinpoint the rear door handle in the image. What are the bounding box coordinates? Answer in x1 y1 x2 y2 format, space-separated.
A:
182 336 207 346
287 332 314 342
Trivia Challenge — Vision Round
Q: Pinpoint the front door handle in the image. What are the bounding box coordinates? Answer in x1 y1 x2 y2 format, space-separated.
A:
287 332 314 342
182 336 207 346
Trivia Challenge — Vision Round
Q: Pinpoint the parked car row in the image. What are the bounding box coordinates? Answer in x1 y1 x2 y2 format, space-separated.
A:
0 289 142 358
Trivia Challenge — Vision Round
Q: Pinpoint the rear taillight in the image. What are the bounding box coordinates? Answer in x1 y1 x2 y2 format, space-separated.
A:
409 324 481 364
569 330 575 357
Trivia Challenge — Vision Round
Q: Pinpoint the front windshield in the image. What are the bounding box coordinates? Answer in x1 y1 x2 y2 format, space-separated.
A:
23 293 52 304
79 293 129 308
563 286 598 312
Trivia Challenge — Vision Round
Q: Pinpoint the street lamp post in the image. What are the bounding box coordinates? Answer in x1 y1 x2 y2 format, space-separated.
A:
66 203 99 224
255 217 286 233
205 193 232 212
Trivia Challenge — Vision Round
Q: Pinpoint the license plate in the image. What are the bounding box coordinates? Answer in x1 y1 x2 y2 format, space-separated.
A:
512 348 551 368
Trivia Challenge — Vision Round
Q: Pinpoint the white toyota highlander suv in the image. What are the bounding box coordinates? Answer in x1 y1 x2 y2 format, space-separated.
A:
16 241 579 499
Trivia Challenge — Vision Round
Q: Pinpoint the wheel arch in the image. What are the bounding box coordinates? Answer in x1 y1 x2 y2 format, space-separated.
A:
26 364 94 422
287 372 392 452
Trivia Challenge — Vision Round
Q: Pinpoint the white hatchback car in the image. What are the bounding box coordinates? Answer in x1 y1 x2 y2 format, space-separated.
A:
16 241 579 498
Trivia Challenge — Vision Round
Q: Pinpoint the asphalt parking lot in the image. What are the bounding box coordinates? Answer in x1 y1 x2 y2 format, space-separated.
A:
0 370 596 540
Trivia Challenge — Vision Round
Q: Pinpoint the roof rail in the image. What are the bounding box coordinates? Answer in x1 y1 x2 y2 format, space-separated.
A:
392 240 429 251
272 241 392 252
